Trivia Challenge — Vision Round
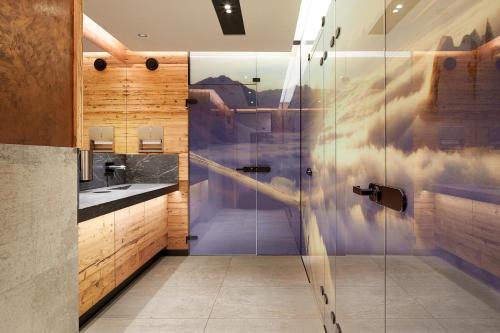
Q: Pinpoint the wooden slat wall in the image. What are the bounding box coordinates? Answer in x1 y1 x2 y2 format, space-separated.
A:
82 52 189 250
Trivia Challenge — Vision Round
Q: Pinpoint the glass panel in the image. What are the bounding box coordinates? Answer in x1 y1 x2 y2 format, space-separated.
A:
385 1 500 331
323 2 337 330
302 32 327 319
335 0 386 331
255 52 301 255
190 52 257 85
189 84 257 255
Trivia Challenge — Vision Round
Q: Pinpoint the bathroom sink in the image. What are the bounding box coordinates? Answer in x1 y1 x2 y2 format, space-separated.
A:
109 185 132 190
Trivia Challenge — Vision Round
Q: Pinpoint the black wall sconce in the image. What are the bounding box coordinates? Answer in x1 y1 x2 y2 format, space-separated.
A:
146 58 159 71
443 57 457 71
94 58 107 71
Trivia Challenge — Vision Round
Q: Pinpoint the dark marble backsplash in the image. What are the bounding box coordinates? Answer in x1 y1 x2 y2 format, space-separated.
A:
126 154 178 184
79 153 178 191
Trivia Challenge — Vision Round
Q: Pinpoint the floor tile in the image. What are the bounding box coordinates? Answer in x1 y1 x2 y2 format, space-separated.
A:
81 318 207 333
204 318 324 333
223 256 308 287
99 286 220 319
437 318 500 333
210 286 320 319
386 319 447 333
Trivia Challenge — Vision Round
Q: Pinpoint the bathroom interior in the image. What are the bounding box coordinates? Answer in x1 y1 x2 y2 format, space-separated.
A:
0 0 499 332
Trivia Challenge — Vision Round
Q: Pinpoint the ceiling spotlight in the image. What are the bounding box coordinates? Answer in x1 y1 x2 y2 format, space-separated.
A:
226 9 232 14
392 9 399 14
224 4 231 10
137 33 148 38
396 4 403 9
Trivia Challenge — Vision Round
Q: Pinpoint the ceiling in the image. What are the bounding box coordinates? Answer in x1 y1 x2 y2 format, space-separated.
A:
84 0 301 52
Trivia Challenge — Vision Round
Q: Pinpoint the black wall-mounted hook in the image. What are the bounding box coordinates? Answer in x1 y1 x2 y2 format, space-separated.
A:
94 58 107 71
335 27 341 39
146 58 159 71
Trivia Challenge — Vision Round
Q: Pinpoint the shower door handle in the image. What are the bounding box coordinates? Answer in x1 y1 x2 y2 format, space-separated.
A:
236 166 271 173
353 183 407 212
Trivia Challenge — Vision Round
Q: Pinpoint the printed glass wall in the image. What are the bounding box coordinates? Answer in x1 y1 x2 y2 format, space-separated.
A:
189 52 301 255
300 0 500 331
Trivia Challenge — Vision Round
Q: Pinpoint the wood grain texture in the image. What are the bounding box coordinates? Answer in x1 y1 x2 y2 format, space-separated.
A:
78 213 115 273
74 0 83 148
0 0 75 146
83 51 189 250
78 195 171 316
79 256 115 316
114 203 145 285
82 52 188 157
140 195 168 264
167 181 189 250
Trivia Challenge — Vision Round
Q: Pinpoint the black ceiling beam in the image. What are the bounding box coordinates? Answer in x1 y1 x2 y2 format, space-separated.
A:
211 0 246 35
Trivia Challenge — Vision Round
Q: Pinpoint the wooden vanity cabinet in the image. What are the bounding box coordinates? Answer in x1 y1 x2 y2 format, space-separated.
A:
78 195 168 316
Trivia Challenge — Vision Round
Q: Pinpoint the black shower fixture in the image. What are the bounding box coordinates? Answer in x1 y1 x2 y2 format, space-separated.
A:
146 58 159 71
94 58 107 71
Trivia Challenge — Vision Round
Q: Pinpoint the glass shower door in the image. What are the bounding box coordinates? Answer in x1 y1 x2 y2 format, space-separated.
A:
189 84 258 255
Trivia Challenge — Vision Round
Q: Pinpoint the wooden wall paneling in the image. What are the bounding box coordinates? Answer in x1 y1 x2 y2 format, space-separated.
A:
140 195 168 264
82 54 128 152
83 52 189 250
125 62 188 155
167 181 189 250
114 203 145 285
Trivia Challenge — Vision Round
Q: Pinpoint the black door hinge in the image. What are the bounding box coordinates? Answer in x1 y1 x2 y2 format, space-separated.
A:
186 235 199 243
185 98 198 107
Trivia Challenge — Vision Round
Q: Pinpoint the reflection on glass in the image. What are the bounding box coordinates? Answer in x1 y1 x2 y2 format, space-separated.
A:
188 52 301 255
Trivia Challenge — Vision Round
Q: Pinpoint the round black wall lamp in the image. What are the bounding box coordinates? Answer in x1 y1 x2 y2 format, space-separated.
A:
94 58 107 71
443 57 457 71
146 58 159 71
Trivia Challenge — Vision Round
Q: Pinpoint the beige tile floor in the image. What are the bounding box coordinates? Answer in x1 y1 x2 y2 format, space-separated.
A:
336 255 500 333
80 256 324 333
81 255 500 333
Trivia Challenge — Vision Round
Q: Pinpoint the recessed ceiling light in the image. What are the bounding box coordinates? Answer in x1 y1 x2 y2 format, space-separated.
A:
392 9 399 14
226 9 232 14
137 33 148 38
224 4 231 10
396 4 403 9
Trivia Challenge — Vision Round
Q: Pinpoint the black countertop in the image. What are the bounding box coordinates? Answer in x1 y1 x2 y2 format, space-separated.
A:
78 183 179 223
